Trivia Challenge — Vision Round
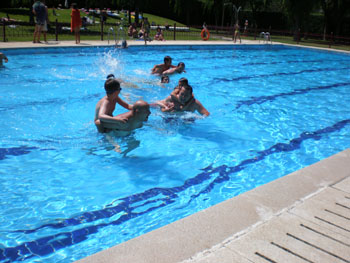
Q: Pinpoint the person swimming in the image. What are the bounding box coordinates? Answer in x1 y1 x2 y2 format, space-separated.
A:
162 62 186 75
151 56 176 75
154 79 209 116
100 100 151 132
161 75 170 83
0 52 8 66
94 74 133 133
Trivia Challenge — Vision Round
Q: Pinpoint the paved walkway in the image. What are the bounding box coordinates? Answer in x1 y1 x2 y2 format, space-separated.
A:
183 176 350 263
78 149 350 263
0 39 259 49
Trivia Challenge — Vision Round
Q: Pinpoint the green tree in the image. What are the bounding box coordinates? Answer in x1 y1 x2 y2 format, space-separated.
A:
171 0 202 25
247 0 271 27
322 0 350 38
201 0 224 27
282 0 318 40
201 0 247 28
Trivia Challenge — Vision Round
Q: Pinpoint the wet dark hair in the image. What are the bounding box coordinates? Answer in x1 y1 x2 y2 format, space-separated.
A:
178 62 185 67
184 84 193 95
178 77 188 86
104 77 120 95
161 75 169 83
164 56 172 64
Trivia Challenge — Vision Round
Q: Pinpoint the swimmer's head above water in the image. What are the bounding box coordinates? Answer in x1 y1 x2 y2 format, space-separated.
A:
164 56 172 65
105 74 121 95
178 77 188 87
176 62 185 73
106 74 115 79
179 84 193 105
161 75 169 83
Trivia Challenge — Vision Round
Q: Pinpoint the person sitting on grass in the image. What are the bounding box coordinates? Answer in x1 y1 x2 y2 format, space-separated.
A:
94 74 134 133
162 62 186 75
154 26 165 41
128 23 138 38
151 56 176 75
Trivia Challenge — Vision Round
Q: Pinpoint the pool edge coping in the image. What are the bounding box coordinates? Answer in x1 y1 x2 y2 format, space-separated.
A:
1 40 350 55
76 148 350 263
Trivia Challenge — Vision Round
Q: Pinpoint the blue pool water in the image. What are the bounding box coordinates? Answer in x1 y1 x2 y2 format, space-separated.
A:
0 44 349 262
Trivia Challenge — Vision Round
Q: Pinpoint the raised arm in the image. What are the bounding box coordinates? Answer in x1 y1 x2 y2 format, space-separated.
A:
98 100 128 123
116 96 133 110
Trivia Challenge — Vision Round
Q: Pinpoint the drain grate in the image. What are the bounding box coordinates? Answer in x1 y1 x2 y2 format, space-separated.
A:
255 252 278 263
270 241 314 263
324 208 350 220
286 233 349 262
300 224 350 247
315 216 350 232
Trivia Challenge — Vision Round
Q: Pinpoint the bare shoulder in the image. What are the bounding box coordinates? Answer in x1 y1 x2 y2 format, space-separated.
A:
194 99 210 116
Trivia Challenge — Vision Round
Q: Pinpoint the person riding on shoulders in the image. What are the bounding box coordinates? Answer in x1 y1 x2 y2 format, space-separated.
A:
100 100 151 132
154 79 209 116
94 74 134 133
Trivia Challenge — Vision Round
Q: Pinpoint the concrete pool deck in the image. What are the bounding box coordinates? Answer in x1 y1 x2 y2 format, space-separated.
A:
1 40 349 262
0 39 260 50
75 149 349 263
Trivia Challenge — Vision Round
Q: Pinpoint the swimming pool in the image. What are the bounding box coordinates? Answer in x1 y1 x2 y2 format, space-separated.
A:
0 44 349 262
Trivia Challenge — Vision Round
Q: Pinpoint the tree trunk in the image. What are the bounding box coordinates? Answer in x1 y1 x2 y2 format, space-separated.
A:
293 15 300 41
135 7 139 25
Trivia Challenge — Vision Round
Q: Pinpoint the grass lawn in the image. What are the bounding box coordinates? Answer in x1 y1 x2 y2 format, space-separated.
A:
0 8 186 27
1 8 349 51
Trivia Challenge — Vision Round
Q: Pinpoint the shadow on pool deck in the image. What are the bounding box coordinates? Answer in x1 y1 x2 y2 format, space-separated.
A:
76 149 350 263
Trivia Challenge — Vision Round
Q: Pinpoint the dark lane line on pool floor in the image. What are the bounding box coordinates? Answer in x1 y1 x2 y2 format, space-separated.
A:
241 59 349 66
235 82 350 109
214 66 350 82
2 118 350 262
189 119 350 199
0 146 39 161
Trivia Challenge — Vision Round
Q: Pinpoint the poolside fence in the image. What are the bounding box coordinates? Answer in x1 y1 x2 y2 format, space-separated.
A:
1 19 350 50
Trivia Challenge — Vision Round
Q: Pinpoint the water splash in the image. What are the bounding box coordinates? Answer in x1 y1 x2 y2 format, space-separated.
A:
92 49 125 79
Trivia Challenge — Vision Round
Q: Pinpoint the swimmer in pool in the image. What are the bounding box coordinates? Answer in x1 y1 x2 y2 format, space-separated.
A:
0 52 8 66
95 74 134 133
161 75 169 83
176 85 209 116
162 62 186 75
153 77 188 111
151 56 176 75
100 100 151 132
155 81 209 116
